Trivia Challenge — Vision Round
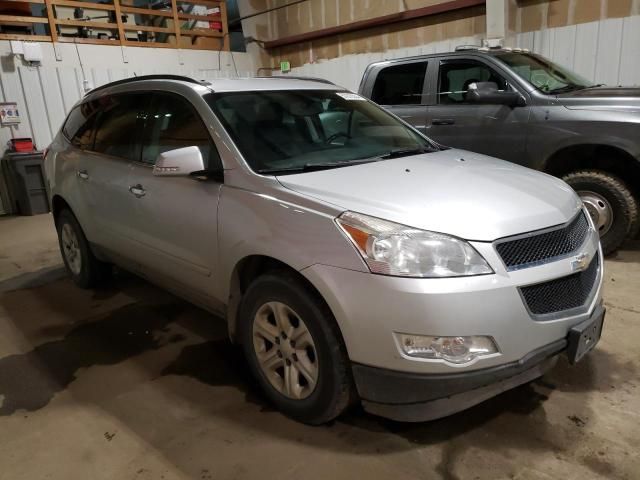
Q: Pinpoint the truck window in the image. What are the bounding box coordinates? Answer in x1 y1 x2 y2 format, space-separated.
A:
371 62 427 106
438 60 509 104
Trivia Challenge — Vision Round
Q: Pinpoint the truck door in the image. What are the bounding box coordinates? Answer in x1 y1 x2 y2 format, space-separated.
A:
367 59 429 134
425 57 530 164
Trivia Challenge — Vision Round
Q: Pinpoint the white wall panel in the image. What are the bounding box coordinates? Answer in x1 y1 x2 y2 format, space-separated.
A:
594 18 624 86
573 22 600 81
0 41 254 151
618 15 640 86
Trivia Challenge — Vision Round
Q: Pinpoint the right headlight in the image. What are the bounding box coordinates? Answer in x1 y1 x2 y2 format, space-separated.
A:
336 211 493 278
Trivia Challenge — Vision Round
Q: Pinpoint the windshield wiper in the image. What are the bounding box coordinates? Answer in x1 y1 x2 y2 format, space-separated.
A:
379 147 429 159
257 159 377 175
548 84 587 94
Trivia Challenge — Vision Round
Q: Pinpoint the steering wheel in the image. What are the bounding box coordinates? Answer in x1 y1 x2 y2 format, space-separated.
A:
325 132 351 144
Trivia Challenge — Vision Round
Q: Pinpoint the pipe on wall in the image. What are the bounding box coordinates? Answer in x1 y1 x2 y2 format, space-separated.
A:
262 0 486 49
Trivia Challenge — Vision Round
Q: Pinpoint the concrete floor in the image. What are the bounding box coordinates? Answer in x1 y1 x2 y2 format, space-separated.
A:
1 214 639 480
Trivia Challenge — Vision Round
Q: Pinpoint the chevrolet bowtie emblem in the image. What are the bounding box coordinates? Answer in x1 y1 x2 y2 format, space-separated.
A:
571 253 590 272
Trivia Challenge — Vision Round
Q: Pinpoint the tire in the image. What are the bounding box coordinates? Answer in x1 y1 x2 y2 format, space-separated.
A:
238 271 354 424
55 209 112 288
563 170 639 255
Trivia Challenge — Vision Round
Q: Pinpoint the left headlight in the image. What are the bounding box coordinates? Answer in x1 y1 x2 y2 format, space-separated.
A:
336 211 493 278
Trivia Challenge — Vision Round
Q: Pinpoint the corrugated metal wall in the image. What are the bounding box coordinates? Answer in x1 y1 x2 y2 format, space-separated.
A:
515 16 640 87
0 46 253 152
290 15 640 92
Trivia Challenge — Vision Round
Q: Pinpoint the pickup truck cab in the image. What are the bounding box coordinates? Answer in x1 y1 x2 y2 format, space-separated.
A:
358 47 640 254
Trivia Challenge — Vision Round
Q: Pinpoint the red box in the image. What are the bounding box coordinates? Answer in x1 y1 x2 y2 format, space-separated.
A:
9 138 34 152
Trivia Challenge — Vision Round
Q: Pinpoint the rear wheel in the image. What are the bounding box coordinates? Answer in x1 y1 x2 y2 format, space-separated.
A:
239 271 354 424
56 209 111 288
563 170 639 255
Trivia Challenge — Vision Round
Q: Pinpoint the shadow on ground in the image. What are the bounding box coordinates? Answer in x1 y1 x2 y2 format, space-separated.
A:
0 267 634 479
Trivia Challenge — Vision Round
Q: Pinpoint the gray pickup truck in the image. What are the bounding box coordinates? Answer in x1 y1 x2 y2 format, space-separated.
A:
358 47 640 254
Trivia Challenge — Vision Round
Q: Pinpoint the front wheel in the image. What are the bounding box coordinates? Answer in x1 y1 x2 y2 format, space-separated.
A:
239 272 354 424
563 170 639 255
56 209 111 288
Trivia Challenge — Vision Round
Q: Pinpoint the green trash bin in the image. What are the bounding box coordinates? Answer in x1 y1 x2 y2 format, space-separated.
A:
2 151 50 215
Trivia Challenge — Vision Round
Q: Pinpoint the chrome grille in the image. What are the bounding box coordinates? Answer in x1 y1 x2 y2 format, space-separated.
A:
496 212 590 270
520 256 600 317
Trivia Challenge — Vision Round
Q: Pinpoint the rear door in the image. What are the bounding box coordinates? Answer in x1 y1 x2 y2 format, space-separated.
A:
425 56 531 163
368 59 430 133
126 92 223 301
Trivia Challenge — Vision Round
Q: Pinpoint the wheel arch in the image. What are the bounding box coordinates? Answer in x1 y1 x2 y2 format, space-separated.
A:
543 143 640 195
226 255 345 348
51 194 73 224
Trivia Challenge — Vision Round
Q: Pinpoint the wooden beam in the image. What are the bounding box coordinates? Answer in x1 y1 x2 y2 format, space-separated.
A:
1 0 45 4
263 0 486 49
0 33 51 40
57 36 120 45
179 28 222 37
44 0 58 41
219 0 228 51
0 14 49 23
123 40 174 48
170 0 182 48
122 23 172 33
51 0 115 10
112 0 126 42
55 18 118 29
177 12 219 21
120 6 173 17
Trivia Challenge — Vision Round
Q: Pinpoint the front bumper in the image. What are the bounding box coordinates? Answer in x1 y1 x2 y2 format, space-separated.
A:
300 231 602 375
353 304 604 421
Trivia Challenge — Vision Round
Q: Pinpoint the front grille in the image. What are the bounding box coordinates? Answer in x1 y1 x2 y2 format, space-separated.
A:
496 212 590 270
520 256 600 316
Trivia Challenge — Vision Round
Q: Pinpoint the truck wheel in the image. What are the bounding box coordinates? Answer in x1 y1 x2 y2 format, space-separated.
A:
563 170 638 255
56 209 112 288
238 271 354 424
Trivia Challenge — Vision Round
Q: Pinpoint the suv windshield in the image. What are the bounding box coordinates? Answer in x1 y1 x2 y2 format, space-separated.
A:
496 53 595 94
205 90 436 174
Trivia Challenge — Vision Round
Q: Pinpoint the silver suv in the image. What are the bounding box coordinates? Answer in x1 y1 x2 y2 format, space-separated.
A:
45 75 605 424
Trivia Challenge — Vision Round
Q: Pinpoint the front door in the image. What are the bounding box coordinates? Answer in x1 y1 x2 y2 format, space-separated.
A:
426 58 531 163
127 92 223 301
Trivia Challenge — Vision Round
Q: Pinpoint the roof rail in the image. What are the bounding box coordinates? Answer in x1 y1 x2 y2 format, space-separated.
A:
87 74 211 95
256 75 337 85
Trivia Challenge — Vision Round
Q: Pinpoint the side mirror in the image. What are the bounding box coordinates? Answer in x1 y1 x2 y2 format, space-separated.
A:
466 81 526 107
153 146 205 177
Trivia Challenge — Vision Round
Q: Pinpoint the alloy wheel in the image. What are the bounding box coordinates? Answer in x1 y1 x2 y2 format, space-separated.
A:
252 301 319 400
61 223 82 275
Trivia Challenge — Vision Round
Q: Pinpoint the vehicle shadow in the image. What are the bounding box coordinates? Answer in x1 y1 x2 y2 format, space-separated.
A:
0 267 632 479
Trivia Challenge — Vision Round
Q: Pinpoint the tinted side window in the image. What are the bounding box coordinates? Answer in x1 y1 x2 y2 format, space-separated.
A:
64 102 100 149
93 93 150 161
438 60 509 104
142 93 220 169
371 62 427 105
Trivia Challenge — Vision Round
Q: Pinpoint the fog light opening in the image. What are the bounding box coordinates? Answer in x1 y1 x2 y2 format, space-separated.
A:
398 334 498 364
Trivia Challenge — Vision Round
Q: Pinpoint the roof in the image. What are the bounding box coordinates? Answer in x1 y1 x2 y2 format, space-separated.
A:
86 74 341 96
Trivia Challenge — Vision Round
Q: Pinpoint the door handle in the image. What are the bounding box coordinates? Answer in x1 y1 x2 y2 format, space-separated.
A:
129 184 146 198
76 170 89 180
432 118 456 125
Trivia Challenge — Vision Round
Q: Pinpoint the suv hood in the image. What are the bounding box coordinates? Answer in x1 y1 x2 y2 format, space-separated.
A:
277 150 581 241
557 86 640 112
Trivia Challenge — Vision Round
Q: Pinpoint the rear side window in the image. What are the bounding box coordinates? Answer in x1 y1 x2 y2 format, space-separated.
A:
93 93 151 161
63 102 100 149
371 62 428 106
141 93 220 169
